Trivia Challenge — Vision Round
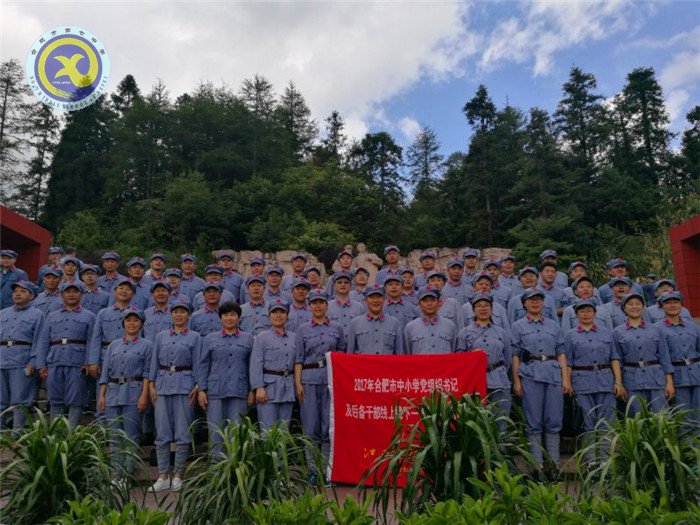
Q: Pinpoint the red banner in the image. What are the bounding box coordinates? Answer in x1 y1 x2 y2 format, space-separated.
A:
327 351 487 485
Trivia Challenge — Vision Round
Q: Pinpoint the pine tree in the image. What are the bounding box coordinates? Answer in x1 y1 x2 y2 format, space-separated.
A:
239 74 276 121
0 59 33 202
314 110 347 165
110 74 141 115
405 125 443 192
463 84 496 133
8 104 61 220
277 81 318 163
681 106 700 179
554 66 606 170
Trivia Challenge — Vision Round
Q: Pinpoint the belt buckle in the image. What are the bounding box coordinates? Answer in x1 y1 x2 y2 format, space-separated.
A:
6 340 13 347
118 377 127 384
169 365 177 372
539 355 547 362
638 360 646 368
685 358 693 366
283 370 289 377
592 364 600 371
61 338 68 345
317 360 325 368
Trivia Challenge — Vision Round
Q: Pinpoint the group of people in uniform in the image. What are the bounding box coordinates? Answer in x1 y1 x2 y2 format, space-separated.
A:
1 244 698 488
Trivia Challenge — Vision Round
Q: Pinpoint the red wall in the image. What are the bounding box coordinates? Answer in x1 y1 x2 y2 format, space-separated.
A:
0 206 53 281
669 214 700 317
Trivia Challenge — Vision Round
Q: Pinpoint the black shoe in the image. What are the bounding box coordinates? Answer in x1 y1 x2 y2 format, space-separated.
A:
149 447 157 467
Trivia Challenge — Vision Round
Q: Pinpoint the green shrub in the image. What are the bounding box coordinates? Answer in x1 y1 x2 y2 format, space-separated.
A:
577 400 700 510
48 496 171 525
174 417 317 524
329 494 375 525
363 392 534 518
0 410 139 524
245 490 332 525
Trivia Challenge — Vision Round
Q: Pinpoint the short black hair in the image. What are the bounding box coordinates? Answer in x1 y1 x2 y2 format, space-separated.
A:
219 301 242 318
539 261 557 271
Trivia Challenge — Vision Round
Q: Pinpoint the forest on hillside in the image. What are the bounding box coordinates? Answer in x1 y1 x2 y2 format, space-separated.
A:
1 59 698 275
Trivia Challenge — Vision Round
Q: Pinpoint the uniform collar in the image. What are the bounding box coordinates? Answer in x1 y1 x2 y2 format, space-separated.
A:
624 320 646 329
273 329 287 337
169 327 189 335
182 273 195 281
44 290 59 296
293 303 308 310
366 313 385 321
122 335 139 343
664 318 685 327
526 315 544 324
311 317 330 326
249 299 266 307
112 304 128 311
221 328 240 337
61 305 82 312
540 283 553 290
13 303 31 311
266 289 282 296
336 298 351 307
154 305 169 313
103 273 120 281
387 297 403 305
447 280 461 287
422 316 439 326
577 324 598 332
473 320 493 328
204 304 219 313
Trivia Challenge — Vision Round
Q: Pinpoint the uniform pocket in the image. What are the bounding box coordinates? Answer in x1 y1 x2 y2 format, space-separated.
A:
264 382 276 401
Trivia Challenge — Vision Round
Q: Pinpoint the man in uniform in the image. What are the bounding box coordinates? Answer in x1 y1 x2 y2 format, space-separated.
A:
498 254 520 293
414 250 437 290
240 275 271 336
32 267 65 315
79 264 110 314
37 281 96 427
287 277 312 333
426 270 465 332
264 265 289 303
462 271 510 330
642 273 657 306
483 259 512 308
597 258 644 304
144 281 174 342
98 252 123 294
326 270 366 340
282 252 308 293
384 275 419 329
190 282 225 335
60 255 81 284
37 247 65 291
646 279 694 324
1 280 47 429
124 257 150 310
163 268 191 305
600 276 652 328
217 250 245 300
191 265 235 310
142 253 167 287
347 284 403 355
349 267 370 302
179 253 206 301
1 249 29 309
461 248 480 287
538 250 568 289
442 257 472 306
239 257 266 303
399 268 419 305
538 261 566 316
325 249 354 299
375 245 402 286
404 287 457 354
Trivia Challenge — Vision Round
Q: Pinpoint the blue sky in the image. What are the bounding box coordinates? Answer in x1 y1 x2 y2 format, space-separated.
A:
3 1 698 157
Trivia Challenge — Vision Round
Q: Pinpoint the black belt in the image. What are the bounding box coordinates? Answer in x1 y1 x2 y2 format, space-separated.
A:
572 364 611 371
624 360 660 368
0 340 31 347
671 357 700 367
110 376 144 384
50 339 87 346
302 359 327 370
486 360 504 372
524 355 557 362
159 365 192 372
263 368 293 377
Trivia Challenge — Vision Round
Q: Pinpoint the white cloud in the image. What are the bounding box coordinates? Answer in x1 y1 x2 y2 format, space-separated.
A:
665 89 690 124
479 0 645 76
1 2 476 139
398 116 422 143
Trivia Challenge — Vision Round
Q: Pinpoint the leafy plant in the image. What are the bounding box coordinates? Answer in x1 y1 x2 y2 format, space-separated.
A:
0 409 140 524
363 392 534 518
577 400 700 510
174 417 317 524
49 496 171 525
245 490 332 525
329 493 375 525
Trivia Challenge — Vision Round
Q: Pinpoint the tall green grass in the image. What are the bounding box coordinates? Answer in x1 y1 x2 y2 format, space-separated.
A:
363 392 534 519
0 409 139 524
577 400 700 510
174 417 317 524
